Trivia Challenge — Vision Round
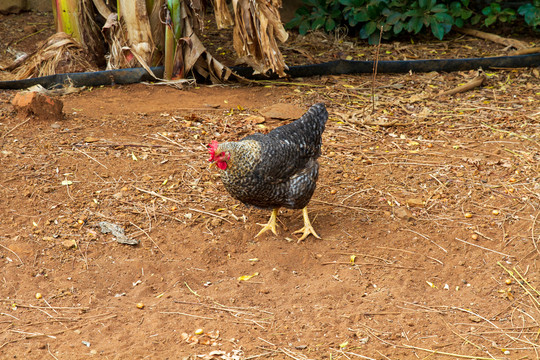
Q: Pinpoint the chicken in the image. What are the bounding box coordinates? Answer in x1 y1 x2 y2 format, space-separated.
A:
208 103 328 241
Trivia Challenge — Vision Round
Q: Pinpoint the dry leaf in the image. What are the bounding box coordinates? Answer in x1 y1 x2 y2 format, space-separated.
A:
213 0 234 29
231 0 288 77
238 272 259 281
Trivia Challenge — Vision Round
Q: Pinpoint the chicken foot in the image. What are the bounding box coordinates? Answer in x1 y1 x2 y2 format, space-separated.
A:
294 207 320 242
255 208 279 238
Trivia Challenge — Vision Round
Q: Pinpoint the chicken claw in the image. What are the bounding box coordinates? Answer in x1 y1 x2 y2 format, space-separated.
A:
255 208 279 238
293 207 320 242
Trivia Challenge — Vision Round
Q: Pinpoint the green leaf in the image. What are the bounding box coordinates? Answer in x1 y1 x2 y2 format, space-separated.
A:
408 16 424 33
449 2 461 13
434 12 453 24
299 21 310 35
368 32 381 45
364 20 377 35
312 16 326 30
471 13 481 25
491 3 501 13
461 9 472 19
393 21 404 34
330 8 342 17
454 17 463 27
430 18 445 39
386 11 402 25
524 8 540 26
484 15 497 26
325 17 337 31
354 11 370 23
431 4 447 13
366 4 381 18
303 0 320 7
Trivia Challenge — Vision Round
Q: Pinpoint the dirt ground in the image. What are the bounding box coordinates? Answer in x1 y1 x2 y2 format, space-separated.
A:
1 10 540 360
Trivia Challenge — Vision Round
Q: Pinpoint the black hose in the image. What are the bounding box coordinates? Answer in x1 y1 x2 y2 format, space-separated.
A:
235 53 540 79
0 67 165 90
0 53 538 90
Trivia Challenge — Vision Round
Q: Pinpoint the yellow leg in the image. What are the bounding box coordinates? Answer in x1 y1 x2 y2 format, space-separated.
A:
293 207 320 242
255 208 279 238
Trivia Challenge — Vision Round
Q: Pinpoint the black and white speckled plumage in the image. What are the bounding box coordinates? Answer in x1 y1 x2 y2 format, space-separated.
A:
215 103 328 210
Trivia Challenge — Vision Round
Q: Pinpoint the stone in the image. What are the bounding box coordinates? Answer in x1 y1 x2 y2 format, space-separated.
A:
27 0 51 12
11 91 64 121
406 198 424 207
394 207 414 221
0 0 26 14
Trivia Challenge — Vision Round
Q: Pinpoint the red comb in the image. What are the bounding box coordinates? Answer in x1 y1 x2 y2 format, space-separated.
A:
208 140 219 161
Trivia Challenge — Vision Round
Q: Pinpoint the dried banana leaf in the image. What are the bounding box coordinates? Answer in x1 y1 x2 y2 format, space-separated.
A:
212 0 234 29
174 1 236 83
53 0 105 67
13 32 97 80
104 0 154 69
118 0 155 66
148 0 166 65
231 0 288 77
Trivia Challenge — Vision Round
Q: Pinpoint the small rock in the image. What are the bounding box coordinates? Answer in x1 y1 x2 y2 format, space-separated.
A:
23 25 37 33
0 0 25 14
98 221 138 245
468 315 482 323
11 92 63 121
83 136 100 143
394 207 414 221
61 240 77 249
406 198 424 207
244 115 266 124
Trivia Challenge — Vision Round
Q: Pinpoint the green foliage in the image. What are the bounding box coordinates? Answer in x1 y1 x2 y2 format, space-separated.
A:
518 0 540 29
482 2 516 26
286 0 540 43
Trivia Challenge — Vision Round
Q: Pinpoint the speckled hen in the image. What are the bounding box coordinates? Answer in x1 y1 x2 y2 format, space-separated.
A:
208 103 328 241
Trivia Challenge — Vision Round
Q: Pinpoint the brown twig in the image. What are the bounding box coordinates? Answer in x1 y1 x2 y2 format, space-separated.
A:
532 212 540 257
159 311 215 320
1 118 31 139
377 246 443 265
456 28 528 50
436 70 486 98
402 344 503 360
454 237 512 257
132 186 233 223
0 243 24 265
72 148 108 169
509 47 540 55
129 221 165 255
371 25 384 113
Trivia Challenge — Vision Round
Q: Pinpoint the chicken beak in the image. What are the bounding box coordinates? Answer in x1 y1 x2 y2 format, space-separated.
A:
208 161 216 169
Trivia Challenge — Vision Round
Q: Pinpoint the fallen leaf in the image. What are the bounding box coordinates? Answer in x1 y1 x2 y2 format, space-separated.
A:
83 136 100 143
237 272 259 281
